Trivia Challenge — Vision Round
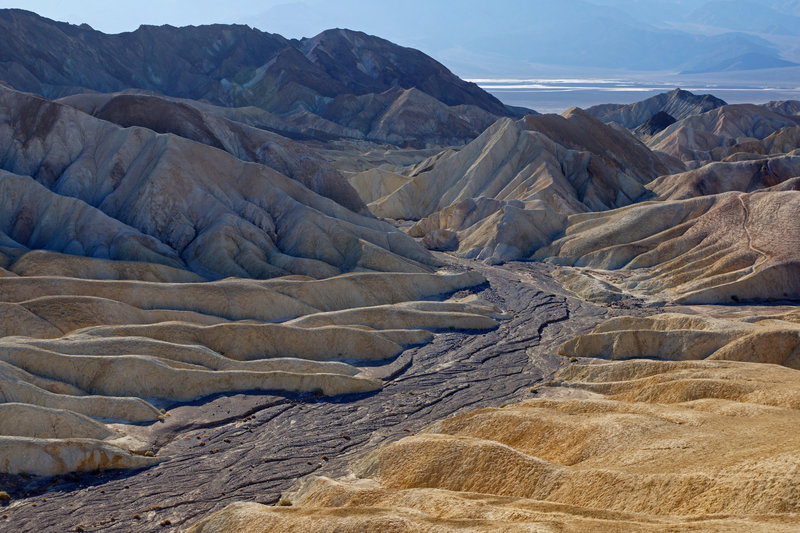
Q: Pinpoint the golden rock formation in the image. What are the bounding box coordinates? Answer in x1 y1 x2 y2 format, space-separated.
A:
189 312 800 532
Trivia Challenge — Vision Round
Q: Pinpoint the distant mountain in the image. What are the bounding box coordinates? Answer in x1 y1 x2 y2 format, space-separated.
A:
0 9 519 146
687 1 800 36
245 0 799 76
586 89 727 129
681 52 799 73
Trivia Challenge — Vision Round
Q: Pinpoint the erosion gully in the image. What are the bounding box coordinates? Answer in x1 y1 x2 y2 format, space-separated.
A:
0 260 659 532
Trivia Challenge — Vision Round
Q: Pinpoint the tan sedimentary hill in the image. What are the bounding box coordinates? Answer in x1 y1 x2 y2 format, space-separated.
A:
364 110 678 264
57 91 367 212
188 312 800 532
346 167 415 204
519 108 681 183
6 250 205 282
0 85 439 279
372 111 676 220
711 126 800 162
533 189 800 304
560 312 800 368
586 88 727 129
647 104 800 164
409 197 567 263
0 270 500 475
763 100 800 117
645 154 800 201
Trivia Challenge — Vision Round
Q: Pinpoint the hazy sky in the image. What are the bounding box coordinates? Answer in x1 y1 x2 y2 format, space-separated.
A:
0 1 289 33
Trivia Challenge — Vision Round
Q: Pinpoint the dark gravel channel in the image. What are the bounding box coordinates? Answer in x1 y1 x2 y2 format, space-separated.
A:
0 261 656 532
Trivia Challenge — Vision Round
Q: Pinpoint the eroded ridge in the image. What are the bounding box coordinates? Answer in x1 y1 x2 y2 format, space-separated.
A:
0 270 503 476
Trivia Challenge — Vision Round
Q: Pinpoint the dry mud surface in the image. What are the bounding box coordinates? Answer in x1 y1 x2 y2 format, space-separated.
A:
0 260 642 531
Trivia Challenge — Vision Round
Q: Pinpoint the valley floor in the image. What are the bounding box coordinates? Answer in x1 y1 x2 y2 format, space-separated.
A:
0 259 631 531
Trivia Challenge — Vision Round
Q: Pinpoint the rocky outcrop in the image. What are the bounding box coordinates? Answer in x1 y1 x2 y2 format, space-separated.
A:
587 88 727 129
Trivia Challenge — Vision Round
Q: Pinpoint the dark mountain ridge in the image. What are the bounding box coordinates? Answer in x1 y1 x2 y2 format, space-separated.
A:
0 9 509 115
0 9 520 146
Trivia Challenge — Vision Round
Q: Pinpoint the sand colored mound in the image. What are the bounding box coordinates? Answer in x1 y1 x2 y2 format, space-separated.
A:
0 436 160 476
367 111 678 263
0 271 486 321
75 322 408 363
346 167 414 205
189 349 800 532
0 270 497 475
287 301 504 331
534 189 800 303
647 104 799 164
8 249 206 282
646 154 800 201
409 197 567 264
560 312 800 369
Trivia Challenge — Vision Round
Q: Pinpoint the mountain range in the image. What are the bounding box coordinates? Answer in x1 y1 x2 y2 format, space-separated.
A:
245 0 800 76
0 9 520 146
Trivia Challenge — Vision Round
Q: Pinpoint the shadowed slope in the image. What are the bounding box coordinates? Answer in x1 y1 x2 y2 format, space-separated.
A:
57 92 367 212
